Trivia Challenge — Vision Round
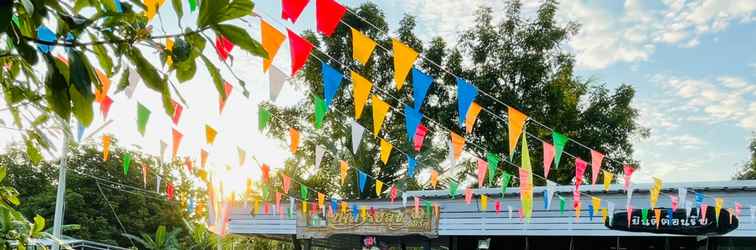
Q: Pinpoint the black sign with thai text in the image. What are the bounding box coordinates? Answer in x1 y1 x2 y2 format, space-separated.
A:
605 206 738 235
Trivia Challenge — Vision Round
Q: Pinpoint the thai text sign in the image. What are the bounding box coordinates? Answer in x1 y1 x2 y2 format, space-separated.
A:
606 206 738 235
299 207 438 238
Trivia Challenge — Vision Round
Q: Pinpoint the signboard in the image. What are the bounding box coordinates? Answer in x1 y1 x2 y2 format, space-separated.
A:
606 206 738 235
299 207 438 239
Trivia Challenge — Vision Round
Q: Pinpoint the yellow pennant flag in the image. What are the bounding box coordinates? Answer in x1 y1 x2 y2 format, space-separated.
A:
261 20 286 72
379 139 393 164
592 197 601 214
351 28 377 65
603 170 614 191
318 193 325 209
480 195 488 211
391 38 419 90
351 71 373 119
450 132 465 160
165 38 174 66
375 180 384 197
340 160 349 185
102 135 111 161
507 107 528 159
301 201 308 214
715 197 723 223
360 206 367 220
237 147 246 166
371 96 390 135
430 170 439 189
289 128 300 154
575 202 581 221
144 0 158 21
205 125 217 144
465 102 482 134
253 199 260 215
341 201 348 214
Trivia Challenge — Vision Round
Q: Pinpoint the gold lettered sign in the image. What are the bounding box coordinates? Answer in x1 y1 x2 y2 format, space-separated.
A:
299 207 438 238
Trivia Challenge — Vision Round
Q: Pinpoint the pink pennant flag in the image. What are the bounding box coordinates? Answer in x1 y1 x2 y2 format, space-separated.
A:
414 196 420 215
171 100 183 125
627 206 633 227
542 142 555 179
495 199 501 215
700 204 708 224
100 96 113 119
275 192 282 211
671 196 679 211
413 124 428 152
282 174 291 193
518 207 524 220
735 202 743 217
590 150 604 185
264 202 270 215
390 185 397 203
623 165 635 190
465 188 473 205
575 158 587 190
477 159 488 187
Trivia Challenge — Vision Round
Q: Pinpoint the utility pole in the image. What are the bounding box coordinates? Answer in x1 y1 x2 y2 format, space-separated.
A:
52 123 71 250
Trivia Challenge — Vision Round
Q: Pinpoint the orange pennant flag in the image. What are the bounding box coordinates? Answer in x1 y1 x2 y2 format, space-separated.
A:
391 38 419 90
340 160 349 185
507 107 528 159
450 132 465 160
351 71 373 119
465 102 482 134
94 69 110 103
144 0 159 21
351 28 377 65
172 128 183 160
371 95 390 135
430 170 439 189
379 138 392 164
318 192 325 209
205 125 217 145
200 149 208 169
261 20 286 72
102 135 111 161
289 128 300 154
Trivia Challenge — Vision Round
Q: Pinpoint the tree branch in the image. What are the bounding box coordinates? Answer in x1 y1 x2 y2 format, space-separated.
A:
20 27 211 47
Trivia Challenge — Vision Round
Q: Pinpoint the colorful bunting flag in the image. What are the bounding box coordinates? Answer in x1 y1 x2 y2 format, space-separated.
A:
261 20 285 72
215 35 234 61
411 67 433 110
282 174 291 194
258 106 272 131
477 159 487 188
407 155 416 178
315 0 346 36
543 142 555 179
143 0 159 21
575 158 587 190
552 132 568 168
457 78 478 128
414 197 420 215
592 197 601 215
339 160 349 185
449 181 459 198
591 150 605 185
391 38 419 90
36 26 56 53
351 71 373 119
390 185 397 203
315 145 325 169
351 28 377 65
358 171 367 193
123 153 131 175
100 96 113 119
430 170 438 189
188 0 196 11
671 195 679 211
486 152 499 185
318 193 325 210
166 181 174 200
623 165 635 190
375 180 383 197
171 129 182 160
287 29 314 76
413 124 428 152
371 96 390 135
654 208 662 229
102 135 111 161
237 147 246 166
465 102 482 134
545 181 556 210
218 82 232 113
507 107 527 159
379 139 392 164
95 70 110 103
314 95 327 128
715 197 723 225
481 195 488 211
288 128 300 154
171 100 183 125
269 65 287 101
351 121 365 153
495 199 501 214
136 103 150 136
464 188 473 205
501 171 512 194
300 184 309 200
603 170 614 191
450 132 465 160
521 135 532 185
205 125 217 145
261 164 270 182
281 0 309 23
322 63 344 107
559 196 566 215
125 67 139 98
142 163 148 188
404 105 423 144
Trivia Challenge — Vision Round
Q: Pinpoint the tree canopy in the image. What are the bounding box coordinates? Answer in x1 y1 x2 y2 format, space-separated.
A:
735 135 756 180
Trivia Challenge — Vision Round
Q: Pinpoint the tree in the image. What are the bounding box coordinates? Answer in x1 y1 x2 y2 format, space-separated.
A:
122 225 181 250
266 0 645 200
0 163 47 249
735 135 756 180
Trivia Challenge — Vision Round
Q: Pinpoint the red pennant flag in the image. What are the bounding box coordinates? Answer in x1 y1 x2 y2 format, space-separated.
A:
219 82 233 113
281 0 310 23
464 188 473 204
575 158 587 191
171 128 183 161
623 165 635 190
261 164 270 183
215 35 234 61
282 174 291 193
413 124 428 152
171 100 183 125
100 96 113 119
495 199 501 215
167 181 175 200
316 0 346 36
287 29 314 76
390 185 397 203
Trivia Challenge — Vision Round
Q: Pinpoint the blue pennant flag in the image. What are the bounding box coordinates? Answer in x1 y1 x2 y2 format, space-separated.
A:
322 63 344 107
667 208 673 220
36 25 56 53
543 189 549 209
456 77 478 127
77 123 85 142
589 204 594 221
358 171 367 193
404 105 423 144
407 155 416 178
331 198 338 213
411 67 433 110
695 192 704 207
188 198 195 214
351 204 359 221
114 0 123 13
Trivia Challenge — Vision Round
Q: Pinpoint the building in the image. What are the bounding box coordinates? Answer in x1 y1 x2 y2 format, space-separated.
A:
229 180 756 250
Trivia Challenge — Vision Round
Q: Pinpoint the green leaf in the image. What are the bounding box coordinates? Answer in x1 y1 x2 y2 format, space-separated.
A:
156 225 167 243
68 50 94 99
214 24 267 58
90 34 113 76
217 0 254 24
159 78 174 116
200 54 225 99
175 60 196 83
24 138 42 165
33 215 45 234
43 55 71 121
0 167 6 183
197 0 228 28
125 48 163 91
69 85 94 127
171 0 183 20
31 113 49 126
171 38 191 63
101 0 117 12
115 68 130 93
0 1 11 34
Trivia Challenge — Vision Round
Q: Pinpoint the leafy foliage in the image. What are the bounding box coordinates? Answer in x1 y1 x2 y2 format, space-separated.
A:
735 135 756 180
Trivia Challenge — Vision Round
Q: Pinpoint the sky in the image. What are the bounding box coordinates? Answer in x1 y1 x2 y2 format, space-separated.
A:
1 0 755 195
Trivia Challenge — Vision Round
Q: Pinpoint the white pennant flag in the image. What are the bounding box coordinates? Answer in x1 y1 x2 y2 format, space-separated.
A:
546 181 556 210
446 139 456 168
685 201 693 218
678 187 688 209
290 198 296 217
626 188 634 207
159 140 167 161
402 193 408 207
156 175 162 193
125 67 140 98
315 145 325 169
508 205 513 219
351 121 365 153
608 202 616 224
269 65 287 102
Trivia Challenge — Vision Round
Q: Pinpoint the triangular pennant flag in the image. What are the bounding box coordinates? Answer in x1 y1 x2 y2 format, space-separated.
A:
123 153 131 175
495 199 501 215
430 170 438 189
261 164 270 182
591 150 605 185
289 128 300 154
477 159 487 188
322 63 344 107
339 160 349 185
351 121 366 153
407 155 416 178
559 196 566 215
603 170 614 191
315 0 346 36
371 96 390 135
450 132 465 160
300 184 309 200
171 129 183 160
351 71 373 119
449 181 459 198
218 82 232 113
184 157 193 172
543 142 555 179
159 140 167 161
379 139 392 164
404 105 423 144
358 171 367 193
100 96 113 119
260 20 285 72
498 171 512 195
507 107 527 159
205 125 217 145
281 0 309 23
142 163 148 188
700 204 708 224
171 100 183 125
375 180 383 197
464 188 473 205
136 103 151 136
695 192 704 207
654 208 661 229
215 35 234 61
679 188 688 209
391 38 419 90
188 0 196 11
95 69 110 103
715 197 723 225
413 124 428 152
288 29 314 76
521 135 532 183
457 78 478 128
545 182 556 210
486 152 500 185
411 67 433 110
102 135 111 161
390 185 397 203
258 106 272 131
552 132 568 168
414 197 421 215
237 147 246 166
465 102 483 134
282 174 291 194
623 165 635 190
315 145 325 169
575 158 587 190
314 95 327 128
480 195 488 211
125 67 139 98
269 65 287 101
318 192 325 210
36 25 56 53
671 195 679 211
166 181 174 200
351 28 376 65
592 197 601 216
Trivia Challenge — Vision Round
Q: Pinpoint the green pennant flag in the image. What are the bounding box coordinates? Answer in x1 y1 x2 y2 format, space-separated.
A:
288 207 293 218
137 103 151 136
501 171 512 194
449 181 459 198
123 153 131 176
487 152 499 185
559 195 566 214
641 208 648 223
258 106 271 131
552 132 568 169
423 200 432 217
314 96 326 129
188 0 197 11
262 185 270 201
300 184 309 200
